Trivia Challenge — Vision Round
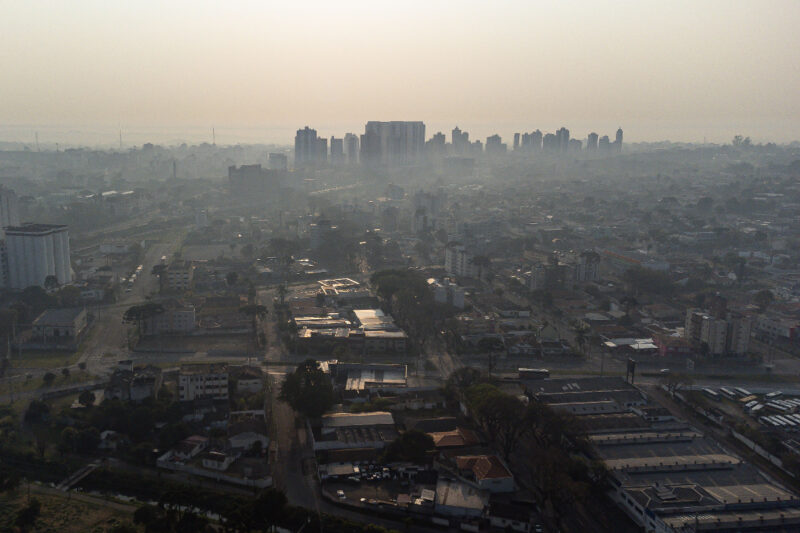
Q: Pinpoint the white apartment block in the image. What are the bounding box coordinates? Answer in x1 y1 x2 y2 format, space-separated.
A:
178 363 229 401
699 316 727 355
5 223 71 289
143 305 196 336
445 243 477 278
429 278 466 308
167 261 194 291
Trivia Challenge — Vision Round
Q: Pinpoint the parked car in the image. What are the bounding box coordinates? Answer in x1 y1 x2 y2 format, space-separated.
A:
336 490 346 500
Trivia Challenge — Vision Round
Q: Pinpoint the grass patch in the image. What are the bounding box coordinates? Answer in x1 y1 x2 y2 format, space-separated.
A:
0 490 137 533
0 371 97 398
10 350 80 370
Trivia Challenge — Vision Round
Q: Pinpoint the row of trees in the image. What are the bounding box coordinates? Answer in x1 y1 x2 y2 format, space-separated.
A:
448 368 608 528
370 269 458 359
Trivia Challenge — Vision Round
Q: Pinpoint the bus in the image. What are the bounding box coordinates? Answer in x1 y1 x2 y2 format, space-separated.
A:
719 387 737 400
734 387 752 397
765 391 783 400
703 388 720 401
518 368 550 380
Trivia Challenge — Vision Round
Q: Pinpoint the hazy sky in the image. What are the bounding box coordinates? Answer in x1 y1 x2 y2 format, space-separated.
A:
2 0 799 146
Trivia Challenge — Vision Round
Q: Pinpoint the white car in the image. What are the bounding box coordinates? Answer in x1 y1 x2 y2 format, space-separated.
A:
336 490 346 500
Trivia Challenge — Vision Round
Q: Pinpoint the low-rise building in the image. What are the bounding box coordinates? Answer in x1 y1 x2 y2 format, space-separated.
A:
104 365 163 402
32 307 88 341
445 242 478 278
311 411 397 451
142 303 196 336
434 479 488 518
178 363 229 401
455 455 515 493
230 365 265 393
428 277 466 308
201 450 239 471
166 261 194 291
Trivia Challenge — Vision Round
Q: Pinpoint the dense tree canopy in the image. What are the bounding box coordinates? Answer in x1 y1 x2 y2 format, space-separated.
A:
383 430 435 464
279 359 335 418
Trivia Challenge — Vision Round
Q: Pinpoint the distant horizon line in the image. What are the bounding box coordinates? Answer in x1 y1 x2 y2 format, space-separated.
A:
0 122 798 148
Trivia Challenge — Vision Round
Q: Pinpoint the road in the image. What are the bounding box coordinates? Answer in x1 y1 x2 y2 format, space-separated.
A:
1 234 184 405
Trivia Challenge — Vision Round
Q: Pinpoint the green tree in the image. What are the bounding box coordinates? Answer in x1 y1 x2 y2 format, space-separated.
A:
249 488 288 531
123 302 166 336
15 497 41 532
383 430 435 464
661 372 693 395
25 399 50 422
44 275 59 291
42 371 56 387
56 285 82 308
239 304 267 333
78 390 96 408
279 359 335 418
225 271 239 286
276 283 288 306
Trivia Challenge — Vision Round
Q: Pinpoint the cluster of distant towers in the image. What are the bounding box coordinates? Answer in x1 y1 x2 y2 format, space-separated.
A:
512 127 623 153
293 122 623 168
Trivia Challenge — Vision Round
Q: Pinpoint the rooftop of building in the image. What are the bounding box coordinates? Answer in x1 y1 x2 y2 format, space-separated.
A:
321 411 395 428
456 455 513 480
435 479 487 510
33 307 85 327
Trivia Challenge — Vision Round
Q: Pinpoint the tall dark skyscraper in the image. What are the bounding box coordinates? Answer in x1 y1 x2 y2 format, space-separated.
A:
513 132 520 150
295 126 320 167
531 129 542 150
344 133 359 164
330 137 344 164
543 132 558 151
452 126 470 154
599 135 611 151
360 121 425 166
556 127 570 152
615 127 624 152
587 132 599 150
485 134 507 154
427 132 446 156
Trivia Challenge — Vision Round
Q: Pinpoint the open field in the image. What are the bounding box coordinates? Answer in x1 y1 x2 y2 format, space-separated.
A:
135 333 252 354
0 489 138 533
10 350 81 370
0 370 97 398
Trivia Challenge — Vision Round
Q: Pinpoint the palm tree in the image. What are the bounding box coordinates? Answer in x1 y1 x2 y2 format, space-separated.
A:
122 302 165 339
571 322 589 356
276 283 288 307
239 304 268 347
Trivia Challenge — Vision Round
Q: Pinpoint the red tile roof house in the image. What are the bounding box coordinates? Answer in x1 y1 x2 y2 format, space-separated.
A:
455 455 515 493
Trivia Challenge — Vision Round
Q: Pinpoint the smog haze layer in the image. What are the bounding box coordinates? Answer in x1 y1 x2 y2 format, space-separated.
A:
2 0 799 145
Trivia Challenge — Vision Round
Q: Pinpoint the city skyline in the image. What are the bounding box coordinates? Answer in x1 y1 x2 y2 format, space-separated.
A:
2 1 800 146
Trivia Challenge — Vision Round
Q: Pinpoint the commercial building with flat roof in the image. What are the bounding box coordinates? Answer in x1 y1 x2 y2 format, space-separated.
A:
527 377 800 532
5 223 71 289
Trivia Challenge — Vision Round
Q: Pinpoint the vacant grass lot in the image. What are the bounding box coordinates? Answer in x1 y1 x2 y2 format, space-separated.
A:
0 490 138 533
10 350 80 370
